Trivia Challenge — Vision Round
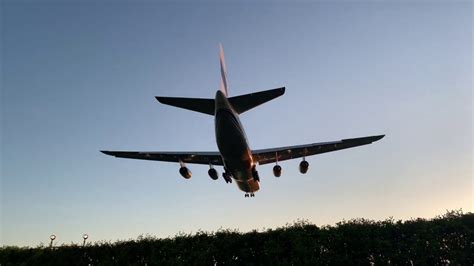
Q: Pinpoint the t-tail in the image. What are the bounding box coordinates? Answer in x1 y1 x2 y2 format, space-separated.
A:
219 43 229 97
155 44 285 115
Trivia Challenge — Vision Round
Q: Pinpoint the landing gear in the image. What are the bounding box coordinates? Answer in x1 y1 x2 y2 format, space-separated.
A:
251 166 260 182
223 169 232 183
244 193 255 198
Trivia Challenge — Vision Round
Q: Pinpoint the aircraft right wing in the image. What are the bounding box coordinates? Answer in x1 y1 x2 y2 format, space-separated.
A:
252 135 385 165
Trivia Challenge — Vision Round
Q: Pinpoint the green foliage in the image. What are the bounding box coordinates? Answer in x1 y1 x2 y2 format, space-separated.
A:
1 210 472 265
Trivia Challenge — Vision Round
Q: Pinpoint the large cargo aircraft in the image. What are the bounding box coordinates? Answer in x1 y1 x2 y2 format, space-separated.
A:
102 45 384 197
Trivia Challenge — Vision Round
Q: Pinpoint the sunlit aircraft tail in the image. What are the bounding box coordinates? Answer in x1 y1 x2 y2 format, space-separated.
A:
156 87 285 115
155 44 285 115
219 43 229 97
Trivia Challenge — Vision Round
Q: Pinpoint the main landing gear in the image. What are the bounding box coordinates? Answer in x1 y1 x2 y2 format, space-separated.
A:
222 169 232 183
251 166 260 182
244 193 255 197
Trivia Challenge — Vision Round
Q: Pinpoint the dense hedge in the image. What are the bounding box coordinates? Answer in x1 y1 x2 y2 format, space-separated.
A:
2 210 472 265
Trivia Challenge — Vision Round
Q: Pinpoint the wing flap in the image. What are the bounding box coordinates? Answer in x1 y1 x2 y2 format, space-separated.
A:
252 135 385 165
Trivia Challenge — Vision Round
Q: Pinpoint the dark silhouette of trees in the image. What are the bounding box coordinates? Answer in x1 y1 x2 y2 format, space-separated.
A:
1 210 472 265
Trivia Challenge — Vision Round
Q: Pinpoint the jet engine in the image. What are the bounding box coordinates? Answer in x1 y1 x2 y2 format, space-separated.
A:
179 166 192 179
299 160 309 174
273 165 282 177
208 168 219 180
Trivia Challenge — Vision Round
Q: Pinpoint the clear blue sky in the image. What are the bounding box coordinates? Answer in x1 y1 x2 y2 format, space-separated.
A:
2 1 472 246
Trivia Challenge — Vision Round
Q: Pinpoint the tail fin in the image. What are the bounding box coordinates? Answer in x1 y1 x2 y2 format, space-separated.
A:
219 43 229 96
156 44 284 116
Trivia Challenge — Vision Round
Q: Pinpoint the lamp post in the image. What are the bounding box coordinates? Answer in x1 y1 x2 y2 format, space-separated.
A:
82 234 89 247
49 234 56 248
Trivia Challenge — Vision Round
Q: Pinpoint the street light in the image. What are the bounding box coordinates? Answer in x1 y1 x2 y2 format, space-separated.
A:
82 234 89 247
49 234 56 248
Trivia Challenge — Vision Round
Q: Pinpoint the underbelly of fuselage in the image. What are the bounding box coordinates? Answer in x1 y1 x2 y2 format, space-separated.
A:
215 109 259 193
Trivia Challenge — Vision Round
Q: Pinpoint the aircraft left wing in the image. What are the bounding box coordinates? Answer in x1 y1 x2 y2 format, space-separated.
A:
101 150 223 165
252 135 384 165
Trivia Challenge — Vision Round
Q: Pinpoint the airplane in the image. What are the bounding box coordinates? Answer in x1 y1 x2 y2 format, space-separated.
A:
101 44 384 197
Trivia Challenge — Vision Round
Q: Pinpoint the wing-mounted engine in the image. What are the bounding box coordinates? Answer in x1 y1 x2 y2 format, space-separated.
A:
299 160 309 174
208 167 219 180
179 160 192 179
179 166 192 179
273 165 282 177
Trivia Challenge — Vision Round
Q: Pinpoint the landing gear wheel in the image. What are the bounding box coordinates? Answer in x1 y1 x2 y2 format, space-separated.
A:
253 171 260 182
250 193 255 197
223 172 232 183
252 166 260 182
244 193 249 197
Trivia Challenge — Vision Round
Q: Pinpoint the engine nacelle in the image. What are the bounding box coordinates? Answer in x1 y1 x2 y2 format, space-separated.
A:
273 165 282 177
299 160 309 174
208 168 218 180
179 166 192 179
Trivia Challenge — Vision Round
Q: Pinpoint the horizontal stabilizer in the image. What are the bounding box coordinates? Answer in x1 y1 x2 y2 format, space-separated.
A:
156 87 285 115
155 96 215 115
229 87 285 114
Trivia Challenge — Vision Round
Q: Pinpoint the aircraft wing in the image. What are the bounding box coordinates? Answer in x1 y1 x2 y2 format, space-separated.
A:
101 150 223 165
252 135 385 165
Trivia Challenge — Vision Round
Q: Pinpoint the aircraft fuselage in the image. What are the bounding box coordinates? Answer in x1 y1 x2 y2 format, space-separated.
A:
100 45 385 197
214 90 260 193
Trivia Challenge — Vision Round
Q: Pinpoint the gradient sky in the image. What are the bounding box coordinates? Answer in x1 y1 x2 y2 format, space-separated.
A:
1 1 472 247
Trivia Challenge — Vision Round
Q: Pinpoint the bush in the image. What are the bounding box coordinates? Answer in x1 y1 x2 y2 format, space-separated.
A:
1 210 472 265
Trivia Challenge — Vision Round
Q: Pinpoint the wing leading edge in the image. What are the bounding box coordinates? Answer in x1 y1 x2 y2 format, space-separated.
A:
100 150 223 165
101 135 384 167
252 135 385 165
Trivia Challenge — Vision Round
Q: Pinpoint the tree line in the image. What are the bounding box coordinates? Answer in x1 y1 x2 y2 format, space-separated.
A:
1 210 472 265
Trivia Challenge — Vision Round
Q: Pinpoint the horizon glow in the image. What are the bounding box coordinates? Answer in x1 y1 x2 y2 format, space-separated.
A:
1 1 472 246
